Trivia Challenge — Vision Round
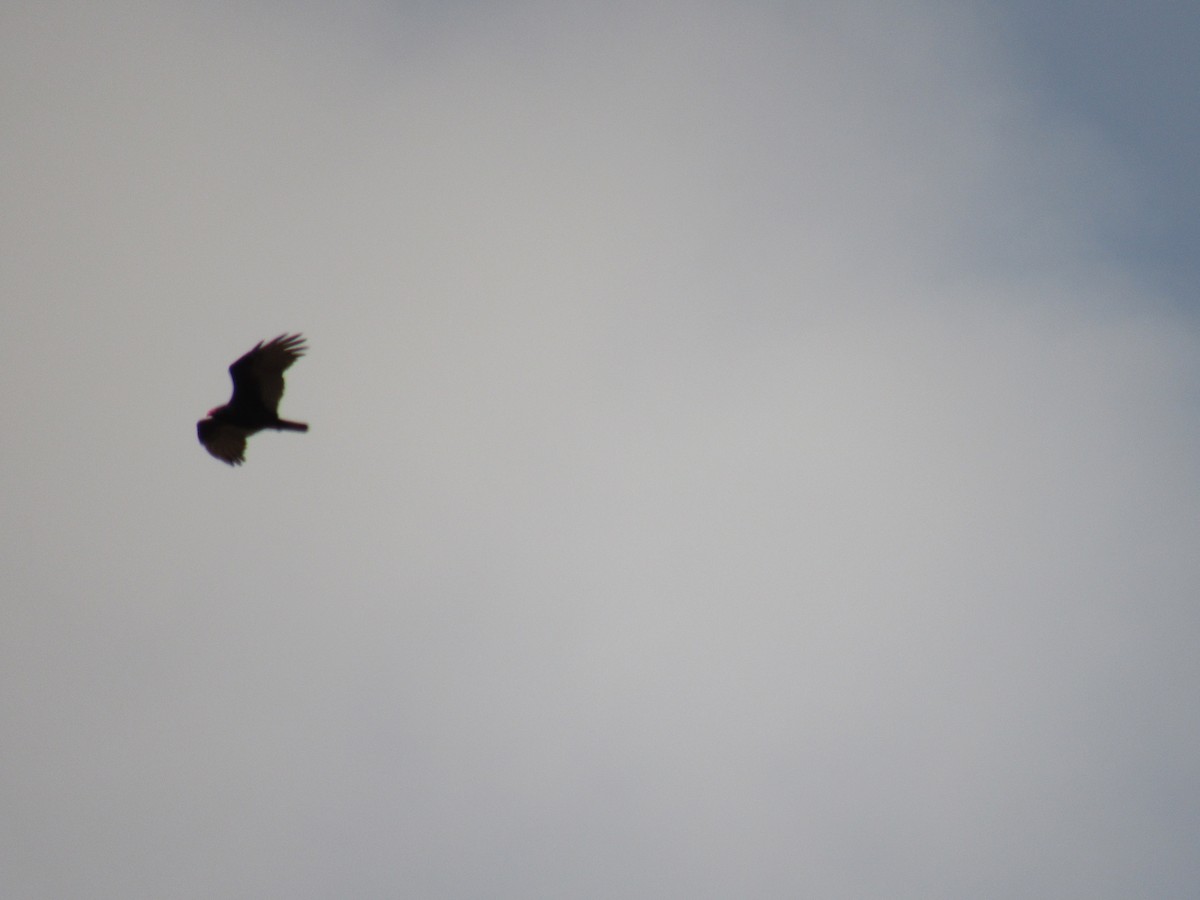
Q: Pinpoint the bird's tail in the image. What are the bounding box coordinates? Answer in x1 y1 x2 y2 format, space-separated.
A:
276 419 309 432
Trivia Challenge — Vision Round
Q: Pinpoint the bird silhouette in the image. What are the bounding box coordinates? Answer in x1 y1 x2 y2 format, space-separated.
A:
197 334 308 465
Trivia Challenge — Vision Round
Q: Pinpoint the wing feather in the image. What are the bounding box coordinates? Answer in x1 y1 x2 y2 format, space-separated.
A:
197 418 248 466
228 333 307 414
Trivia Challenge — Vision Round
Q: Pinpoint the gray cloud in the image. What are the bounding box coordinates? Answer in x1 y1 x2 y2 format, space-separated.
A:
3 2 1198 897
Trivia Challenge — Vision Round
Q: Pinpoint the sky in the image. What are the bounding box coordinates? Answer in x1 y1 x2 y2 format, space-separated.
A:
991 0 1200 295
2 1 1199 897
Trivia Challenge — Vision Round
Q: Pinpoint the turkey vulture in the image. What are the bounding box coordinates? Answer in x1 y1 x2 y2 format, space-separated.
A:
197 334 308 465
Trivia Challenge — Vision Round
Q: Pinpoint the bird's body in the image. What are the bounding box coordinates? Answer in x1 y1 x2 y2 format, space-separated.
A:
197 334 308 465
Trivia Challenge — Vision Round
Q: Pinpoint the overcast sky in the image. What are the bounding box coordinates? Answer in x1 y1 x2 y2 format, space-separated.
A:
3 2 1199 897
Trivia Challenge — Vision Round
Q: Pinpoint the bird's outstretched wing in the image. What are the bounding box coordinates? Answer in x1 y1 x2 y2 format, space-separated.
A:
197 418 248 466
228 333 307 414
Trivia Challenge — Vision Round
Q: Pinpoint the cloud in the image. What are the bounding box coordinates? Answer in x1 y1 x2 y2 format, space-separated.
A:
2 2 1198 897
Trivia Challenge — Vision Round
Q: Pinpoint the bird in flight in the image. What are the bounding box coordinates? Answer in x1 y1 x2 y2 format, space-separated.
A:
197 334 309 465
